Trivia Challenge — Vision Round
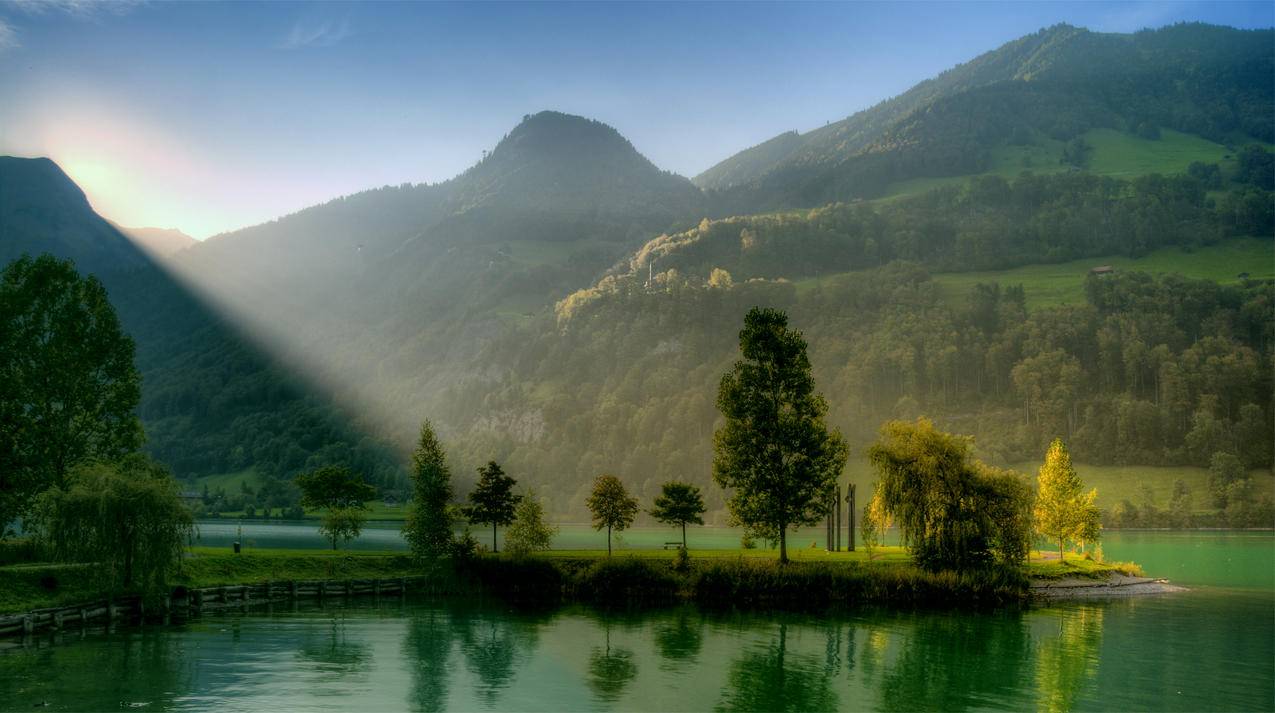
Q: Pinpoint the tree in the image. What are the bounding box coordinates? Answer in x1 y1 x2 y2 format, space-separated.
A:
0 255 143 533
1208 452 1246 509
1034 438 1099 561
37 454 192 591
586 475 638 556
404 420 454 560
869 419 1032 571
860 484 892 561
465 461 520 552
505 488 557 556
713 307 848 563
294 465 376 550
649 481 706 550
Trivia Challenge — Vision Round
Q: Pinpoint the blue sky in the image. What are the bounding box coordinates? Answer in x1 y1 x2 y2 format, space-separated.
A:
0 1 1271 238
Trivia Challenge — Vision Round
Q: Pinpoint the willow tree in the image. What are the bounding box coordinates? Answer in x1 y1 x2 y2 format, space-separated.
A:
713 307 847 563
39 454 192 591
1035 438 1099 560
404 420 454 560
869 418 1033 571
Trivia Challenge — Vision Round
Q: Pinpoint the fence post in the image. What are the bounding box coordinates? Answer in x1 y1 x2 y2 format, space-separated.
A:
847 484 856 552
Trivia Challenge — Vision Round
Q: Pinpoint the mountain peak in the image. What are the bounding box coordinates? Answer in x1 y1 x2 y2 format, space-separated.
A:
0 156 147 274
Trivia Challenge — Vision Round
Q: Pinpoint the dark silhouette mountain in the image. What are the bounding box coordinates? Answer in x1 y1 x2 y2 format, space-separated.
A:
696 23 1274 209
0 156 147 275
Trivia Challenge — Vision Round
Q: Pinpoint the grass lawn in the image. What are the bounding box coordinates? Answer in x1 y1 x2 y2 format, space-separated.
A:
879 126 1236 200
930 237 1273 310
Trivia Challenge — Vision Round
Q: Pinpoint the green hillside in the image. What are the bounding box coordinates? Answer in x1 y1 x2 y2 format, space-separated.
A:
930 237 1273 309
881 127 1242 199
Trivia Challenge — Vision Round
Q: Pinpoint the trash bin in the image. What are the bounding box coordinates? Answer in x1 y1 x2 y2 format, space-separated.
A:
233 541 241 554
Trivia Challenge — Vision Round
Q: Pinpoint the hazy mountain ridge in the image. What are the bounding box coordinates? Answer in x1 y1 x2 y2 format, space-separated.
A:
112 224 197 258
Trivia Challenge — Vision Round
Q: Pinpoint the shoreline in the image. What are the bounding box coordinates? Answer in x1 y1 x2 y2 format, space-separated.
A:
1031 573 1186 600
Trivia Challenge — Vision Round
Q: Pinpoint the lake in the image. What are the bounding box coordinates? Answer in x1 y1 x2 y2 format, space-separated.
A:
1 531 1271 712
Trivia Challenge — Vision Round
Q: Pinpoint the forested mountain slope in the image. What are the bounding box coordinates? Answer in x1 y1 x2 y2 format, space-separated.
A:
696 23 1273 211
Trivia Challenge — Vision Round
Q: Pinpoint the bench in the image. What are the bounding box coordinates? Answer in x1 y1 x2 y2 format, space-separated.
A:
662 542 683 550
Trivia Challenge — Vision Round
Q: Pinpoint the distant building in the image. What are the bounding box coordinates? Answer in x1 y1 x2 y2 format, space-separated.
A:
1090 265 1114 275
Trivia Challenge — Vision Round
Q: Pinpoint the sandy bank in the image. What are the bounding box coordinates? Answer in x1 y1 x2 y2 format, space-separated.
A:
1031 573 1186 600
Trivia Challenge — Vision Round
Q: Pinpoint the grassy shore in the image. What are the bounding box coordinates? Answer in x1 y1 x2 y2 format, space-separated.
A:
0 545 1138 615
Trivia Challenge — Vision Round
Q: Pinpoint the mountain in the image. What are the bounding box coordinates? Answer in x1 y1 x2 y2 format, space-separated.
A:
112 224 197 258
3 26 1270 521
696 23 1274 210
0 156 408 491
0 157 147 275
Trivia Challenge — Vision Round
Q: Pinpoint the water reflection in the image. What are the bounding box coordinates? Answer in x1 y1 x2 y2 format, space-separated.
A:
652 606 703 668
1034 606 1103 713
404 609 455 712
587 617 638 705
0 586 1270 712
717 622 839 712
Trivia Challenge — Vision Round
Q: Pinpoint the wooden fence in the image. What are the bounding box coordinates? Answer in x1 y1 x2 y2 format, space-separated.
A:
0 575 429 639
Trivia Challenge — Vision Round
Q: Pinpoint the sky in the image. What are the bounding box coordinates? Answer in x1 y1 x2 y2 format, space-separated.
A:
0 1 1271 239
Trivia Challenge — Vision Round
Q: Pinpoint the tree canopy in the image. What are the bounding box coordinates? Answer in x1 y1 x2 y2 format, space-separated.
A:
294 464 376 550
505 488 557 556
37 454 192 591
404 420 455 560
586 474 638 556
1034 439 1100 558
0 254 142 532
868 418 1033 571
713 307 848 562
465 461 521 552
650 481 706 549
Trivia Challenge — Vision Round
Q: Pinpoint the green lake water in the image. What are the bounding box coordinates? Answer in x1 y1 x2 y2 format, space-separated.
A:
2 531 1272 712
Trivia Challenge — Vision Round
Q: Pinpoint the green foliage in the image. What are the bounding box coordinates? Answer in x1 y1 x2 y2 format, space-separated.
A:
868 419 1034 571
465 461 520 552
1034 439 1100 557
0 254 143 532
404 421 455 560
860 484 891 560
586 475 639 556
35 455 192 592
567 557 680 607
293 464 375 550
649 481 706 549
294 465 376 510
505 489 556 557
1207 452 1246 509
319 507 367 551
713 307 848 562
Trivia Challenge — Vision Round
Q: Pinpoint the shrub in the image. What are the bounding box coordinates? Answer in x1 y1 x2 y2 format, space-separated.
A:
569 557 680 607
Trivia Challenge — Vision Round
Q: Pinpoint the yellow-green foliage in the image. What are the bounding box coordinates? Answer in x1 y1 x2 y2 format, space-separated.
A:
1035 439 1100 555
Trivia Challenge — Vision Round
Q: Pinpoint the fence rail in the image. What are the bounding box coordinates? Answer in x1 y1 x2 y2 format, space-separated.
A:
0 575 429 639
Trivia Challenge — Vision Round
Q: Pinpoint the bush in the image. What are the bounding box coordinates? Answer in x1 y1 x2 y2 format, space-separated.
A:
568 557 680 607
689 559 1025 610
459 556 564 605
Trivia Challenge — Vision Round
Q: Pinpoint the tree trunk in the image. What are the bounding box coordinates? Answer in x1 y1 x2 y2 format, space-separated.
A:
607 524 612 557
493 523 498 553
1059 536 1065 563
779 523 788 564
